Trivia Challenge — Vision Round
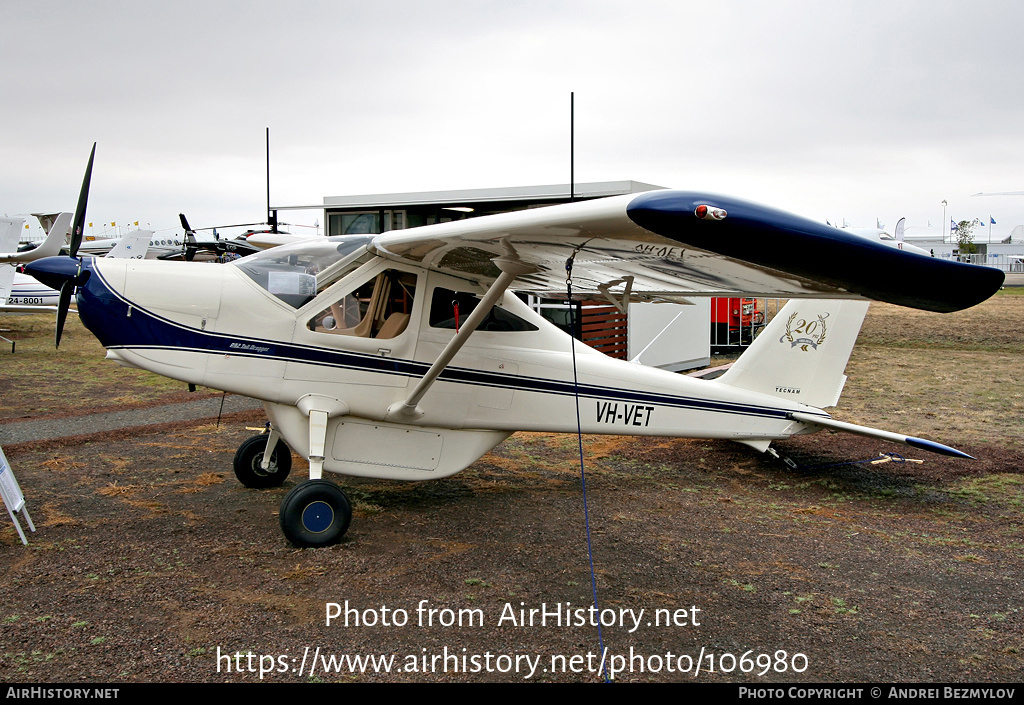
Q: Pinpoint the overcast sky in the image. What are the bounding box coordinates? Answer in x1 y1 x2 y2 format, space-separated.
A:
4 0 1024 242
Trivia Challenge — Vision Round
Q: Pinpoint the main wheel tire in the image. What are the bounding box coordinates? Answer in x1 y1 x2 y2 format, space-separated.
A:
233 434 292 488
279 480 352 547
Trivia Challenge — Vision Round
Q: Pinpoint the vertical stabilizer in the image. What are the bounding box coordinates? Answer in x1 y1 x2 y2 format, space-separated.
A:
717 299 869 408
105 230 153 259
0 264 15 304
0 218 24 254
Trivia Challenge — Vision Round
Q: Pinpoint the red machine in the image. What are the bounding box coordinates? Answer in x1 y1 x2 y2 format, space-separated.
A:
711 297 764 347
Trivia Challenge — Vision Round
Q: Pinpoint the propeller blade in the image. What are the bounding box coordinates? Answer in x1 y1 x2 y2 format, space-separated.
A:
69 143 96 258
179 213 197 260
55 280 74 348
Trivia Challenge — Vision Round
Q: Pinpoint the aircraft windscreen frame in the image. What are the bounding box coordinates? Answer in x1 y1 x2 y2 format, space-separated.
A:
233 235 374 308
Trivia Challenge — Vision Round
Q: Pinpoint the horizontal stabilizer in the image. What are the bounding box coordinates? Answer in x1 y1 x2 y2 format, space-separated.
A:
789 412 973 459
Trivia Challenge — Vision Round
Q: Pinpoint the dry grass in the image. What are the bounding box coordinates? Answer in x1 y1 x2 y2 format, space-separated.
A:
0 313 202 422
836 289 1024 445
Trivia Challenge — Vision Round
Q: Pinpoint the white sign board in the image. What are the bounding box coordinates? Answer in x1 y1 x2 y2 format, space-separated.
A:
0 446 34 545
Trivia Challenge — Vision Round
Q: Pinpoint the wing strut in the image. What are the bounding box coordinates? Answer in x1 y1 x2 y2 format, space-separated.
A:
385 254 536 422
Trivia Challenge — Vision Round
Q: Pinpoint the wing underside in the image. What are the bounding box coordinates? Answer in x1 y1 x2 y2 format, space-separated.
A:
372 191 1003 313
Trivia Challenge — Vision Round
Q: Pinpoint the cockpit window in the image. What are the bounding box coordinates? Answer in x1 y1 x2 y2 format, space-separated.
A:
233 236 373 308
307 269 416 339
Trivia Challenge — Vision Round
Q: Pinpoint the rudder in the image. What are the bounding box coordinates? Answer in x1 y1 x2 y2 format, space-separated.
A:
717 298 869 409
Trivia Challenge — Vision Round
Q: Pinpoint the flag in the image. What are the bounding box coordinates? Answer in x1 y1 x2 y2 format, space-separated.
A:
990 216 996 225
111 221 116 227
951 219 958 231
134 221 139 226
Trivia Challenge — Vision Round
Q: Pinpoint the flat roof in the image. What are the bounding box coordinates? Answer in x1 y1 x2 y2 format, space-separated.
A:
318 180 665 210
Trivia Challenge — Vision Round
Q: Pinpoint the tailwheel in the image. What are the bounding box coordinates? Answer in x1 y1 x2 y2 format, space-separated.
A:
279 480 352 547
233 434 292 488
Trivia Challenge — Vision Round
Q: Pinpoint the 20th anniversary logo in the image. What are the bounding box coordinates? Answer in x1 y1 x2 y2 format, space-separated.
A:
779 311 829 351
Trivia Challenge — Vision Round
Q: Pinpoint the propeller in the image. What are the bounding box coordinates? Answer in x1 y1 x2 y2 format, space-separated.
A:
56 142 97 347
24 143 96 348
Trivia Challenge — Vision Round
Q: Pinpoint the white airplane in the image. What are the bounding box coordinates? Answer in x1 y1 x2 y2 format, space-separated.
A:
842 218 931 256
0 229 152 311
75 232 179 259
0 212 72 263
26 146 1005 547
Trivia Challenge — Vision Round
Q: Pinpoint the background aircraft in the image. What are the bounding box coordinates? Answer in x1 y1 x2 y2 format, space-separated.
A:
841 218 931 256
0 212 71 263
0 228 152 311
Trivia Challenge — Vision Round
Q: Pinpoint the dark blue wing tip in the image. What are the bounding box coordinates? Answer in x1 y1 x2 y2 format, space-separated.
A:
625 190 1004 313
906 437 974 460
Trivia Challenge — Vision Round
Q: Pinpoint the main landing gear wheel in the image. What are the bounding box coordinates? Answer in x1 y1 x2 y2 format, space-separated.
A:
233 434 292 488
279 480 352 548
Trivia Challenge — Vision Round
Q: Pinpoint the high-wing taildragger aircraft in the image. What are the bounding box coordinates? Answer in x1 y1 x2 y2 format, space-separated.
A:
26 146 1005 546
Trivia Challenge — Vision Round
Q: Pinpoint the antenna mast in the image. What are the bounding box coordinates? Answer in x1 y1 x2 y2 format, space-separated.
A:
570 92 575 202
266 127 278 232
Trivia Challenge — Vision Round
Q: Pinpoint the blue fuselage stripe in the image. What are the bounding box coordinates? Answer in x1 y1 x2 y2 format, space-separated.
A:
80 262 812 422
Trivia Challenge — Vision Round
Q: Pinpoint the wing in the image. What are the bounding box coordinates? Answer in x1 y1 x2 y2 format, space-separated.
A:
372 190 1003 313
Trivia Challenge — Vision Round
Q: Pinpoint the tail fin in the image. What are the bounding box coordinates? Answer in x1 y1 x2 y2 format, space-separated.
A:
0 218 25 254
104 229 153 259
718 298 869 408
0 264 15 304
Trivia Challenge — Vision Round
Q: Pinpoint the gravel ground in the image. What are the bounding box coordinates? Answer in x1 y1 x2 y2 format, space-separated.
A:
0 300 1021 684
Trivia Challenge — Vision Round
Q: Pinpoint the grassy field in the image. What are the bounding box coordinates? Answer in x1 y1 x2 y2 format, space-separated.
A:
838 289 1024 446
0 313 202 422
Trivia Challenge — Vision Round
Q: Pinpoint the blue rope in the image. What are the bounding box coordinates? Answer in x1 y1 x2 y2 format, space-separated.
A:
566 255 609 683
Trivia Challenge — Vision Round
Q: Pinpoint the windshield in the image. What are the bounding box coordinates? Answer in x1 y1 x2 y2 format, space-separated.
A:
233 235 374 308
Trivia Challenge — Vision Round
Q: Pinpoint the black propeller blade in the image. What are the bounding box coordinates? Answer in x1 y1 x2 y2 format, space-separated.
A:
54 142 96 347
55 282 75 348
180 213 199 261
69 143 96 259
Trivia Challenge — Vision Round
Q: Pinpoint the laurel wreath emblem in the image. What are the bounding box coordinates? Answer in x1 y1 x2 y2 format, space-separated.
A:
779 312 829 351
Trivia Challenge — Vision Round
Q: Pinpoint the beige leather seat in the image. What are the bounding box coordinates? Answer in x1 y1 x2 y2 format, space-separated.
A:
375 312 410 339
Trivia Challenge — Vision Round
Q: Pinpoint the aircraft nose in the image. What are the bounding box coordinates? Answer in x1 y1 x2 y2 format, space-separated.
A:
24 256 91 290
